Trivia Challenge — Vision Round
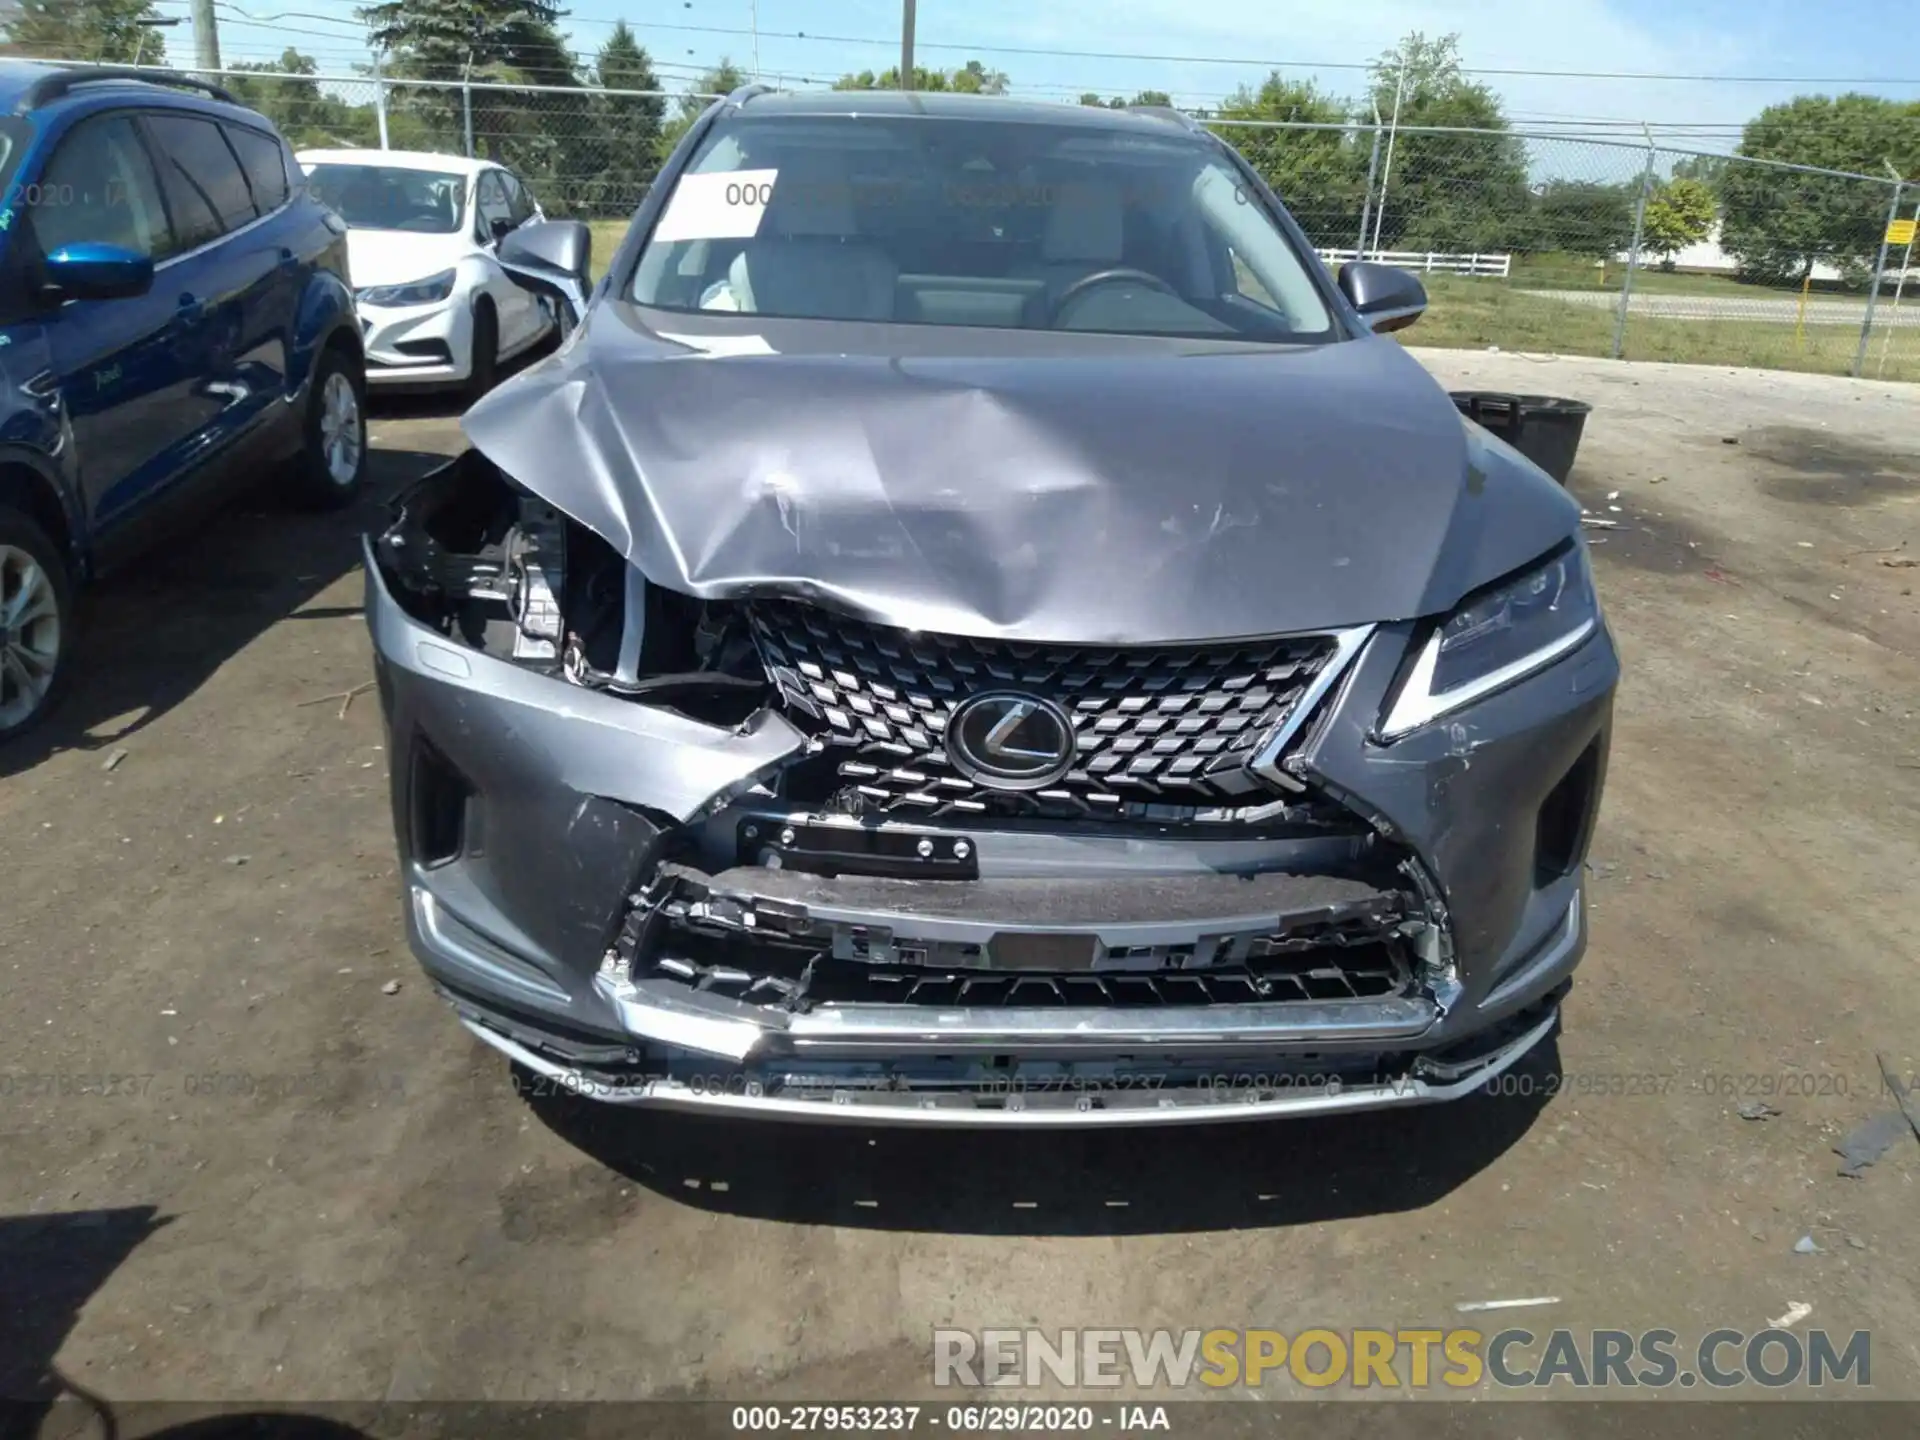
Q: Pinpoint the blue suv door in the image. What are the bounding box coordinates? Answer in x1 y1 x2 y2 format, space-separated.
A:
28 110 210 560
220 120 301 411
140 110 282 452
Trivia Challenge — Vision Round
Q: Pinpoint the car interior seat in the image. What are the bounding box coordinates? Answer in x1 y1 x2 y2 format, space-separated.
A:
726 155 898 321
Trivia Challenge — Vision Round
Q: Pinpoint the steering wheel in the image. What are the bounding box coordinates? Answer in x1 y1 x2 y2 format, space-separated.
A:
1047 267 1178 324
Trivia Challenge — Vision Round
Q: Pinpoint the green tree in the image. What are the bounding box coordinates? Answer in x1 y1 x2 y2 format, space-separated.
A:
360 0 585 204
657 58 748 165
4 0 166 63
1529 179 1637 259
1214 74 1359 246
1368 32 1528 252
1670 152 1728 189
1641 176 1716 264
1080 89 1173 109
834 66 948 91
949 59 1008 95
590 21 663 215
360 0 575 82
1719 93 1920 282
226 48 380 149
831 60 1007 94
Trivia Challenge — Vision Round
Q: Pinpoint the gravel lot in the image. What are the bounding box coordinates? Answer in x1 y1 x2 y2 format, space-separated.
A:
4 350 1919 1407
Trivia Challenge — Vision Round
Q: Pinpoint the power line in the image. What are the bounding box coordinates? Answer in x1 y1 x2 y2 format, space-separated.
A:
155 1 1920 87
526 19 1920 88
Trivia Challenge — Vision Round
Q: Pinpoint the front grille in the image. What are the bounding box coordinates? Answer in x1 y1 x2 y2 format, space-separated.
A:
653 929 1411 1010
748 602 1338 821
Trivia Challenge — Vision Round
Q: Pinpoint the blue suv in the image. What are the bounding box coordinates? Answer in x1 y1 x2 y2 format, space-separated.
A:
0 64 365 739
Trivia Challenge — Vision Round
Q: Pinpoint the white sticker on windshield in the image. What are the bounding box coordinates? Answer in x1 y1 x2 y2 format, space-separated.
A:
651 169 778 243
657 332 777 357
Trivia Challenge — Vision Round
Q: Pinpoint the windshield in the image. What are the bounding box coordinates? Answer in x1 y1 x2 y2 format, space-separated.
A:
306 163 466 234
630 114 1336 340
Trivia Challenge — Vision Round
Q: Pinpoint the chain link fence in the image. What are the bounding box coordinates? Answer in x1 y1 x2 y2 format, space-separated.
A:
1209 118 1919 381
33 62 1920 382
206 69 703 219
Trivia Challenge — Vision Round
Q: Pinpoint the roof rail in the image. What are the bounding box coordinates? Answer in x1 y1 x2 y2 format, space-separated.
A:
1125 104 1206 134
725 82 777 108
17 66 237 114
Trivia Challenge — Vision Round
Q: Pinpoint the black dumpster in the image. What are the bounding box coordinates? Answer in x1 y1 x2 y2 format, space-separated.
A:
1449 392 1592 485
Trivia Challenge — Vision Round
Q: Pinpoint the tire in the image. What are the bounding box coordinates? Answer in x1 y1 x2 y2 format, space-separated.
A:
466 300 499 401
0 507 75 741
293 345 368 510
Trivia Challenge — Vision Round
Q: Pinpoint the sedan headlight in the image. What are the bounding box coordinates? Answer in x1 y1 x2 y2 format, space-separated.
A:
358 269 457 307
1380 544 1599 739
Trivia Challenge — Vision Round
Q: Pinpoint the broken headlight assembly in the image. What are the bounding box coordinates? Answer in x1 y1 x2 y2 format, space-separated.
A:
1380 543 1598 740
375 453 771 726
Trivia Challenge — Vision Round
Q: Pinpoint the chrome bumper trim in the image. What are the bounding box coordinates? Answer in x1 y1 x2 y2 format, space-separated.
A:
460 1008 1557 1128
594 975 1441 1061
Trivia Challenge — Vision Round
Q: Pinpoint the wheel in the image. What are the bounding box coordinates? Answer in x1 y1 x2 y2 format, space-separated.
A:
293 346 367 510
0 508 75 741
466 300 499 400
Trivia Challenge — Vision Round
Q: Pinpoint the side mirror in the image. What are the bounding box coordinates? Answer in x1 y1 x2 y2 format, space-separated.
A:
489 216 514 243
1338 261 1427 334
43 242 154 302
497 219 591 329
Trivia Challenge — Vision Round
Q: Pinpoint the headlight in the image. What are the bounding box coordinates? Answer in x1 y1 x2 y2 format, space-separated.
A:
358 269 457 307
1380 545 1598 739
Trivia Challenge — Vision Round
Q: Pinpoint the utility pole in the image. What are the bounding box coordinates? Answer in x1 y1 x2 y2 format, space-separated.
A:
750 0 761 81
900 0 916 91
190 0 221 72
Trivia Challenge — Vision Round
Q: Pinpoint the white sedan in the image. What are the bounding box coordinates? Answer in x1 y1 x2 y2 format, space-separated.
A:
299 149 556 394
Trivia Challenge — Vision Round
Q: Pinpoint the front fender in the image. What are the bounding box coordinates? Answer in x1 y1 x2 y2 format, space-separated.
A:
466 254 517 319
289 269 360 400
0 323 87 570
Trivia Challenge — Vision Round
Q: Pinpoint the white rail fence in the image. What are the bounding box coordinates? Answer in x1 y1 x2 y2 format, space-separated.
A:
1317 248 1513 278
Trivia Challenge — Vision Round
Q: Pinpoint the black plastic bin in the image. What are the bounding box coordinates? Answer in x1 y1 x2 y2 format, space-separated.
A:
1449 392 1592 485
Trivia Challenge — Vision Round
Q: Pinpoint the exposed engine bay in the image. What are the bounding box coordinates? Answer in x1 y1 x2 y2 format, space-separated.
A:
375 450 771 728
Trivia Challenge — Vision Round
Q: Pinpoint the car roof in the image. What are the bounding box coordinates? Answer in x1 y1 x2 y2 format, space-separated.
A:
297 148 493 175
723 88 1205 138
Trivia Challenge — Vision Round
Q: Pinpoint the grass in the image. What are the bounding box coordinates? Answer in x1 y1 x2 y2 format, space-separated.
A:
1402 273 1920 382
1507 254 1872 300
586 218 629 282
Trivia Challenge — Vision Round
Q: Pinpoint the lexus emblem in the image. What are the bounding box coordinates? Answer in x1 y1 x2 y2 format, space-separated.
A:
946 692 1076 790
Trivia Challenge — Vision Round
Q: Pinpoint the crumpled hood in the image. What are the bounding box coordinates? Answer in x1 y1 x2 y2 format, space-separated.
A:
461 305 1580 644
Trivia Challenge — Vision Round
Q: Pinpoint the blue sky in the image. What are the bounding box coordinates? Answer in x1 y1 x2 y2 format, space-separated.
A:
152 0 1920 148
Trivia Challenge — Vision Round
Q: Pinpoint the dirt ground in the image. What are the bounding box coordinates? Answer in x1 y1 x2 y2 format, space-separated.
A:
3 349 1919 1407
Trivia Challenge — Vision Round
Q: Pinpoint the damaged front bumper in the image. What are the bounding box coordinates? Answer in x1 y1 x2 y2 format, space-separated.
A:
366 458 1615 1126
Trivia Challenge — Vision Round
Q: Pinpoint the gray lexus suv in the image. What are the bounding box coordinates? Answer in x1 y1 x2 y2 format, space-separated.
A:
366 88 1618 1125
